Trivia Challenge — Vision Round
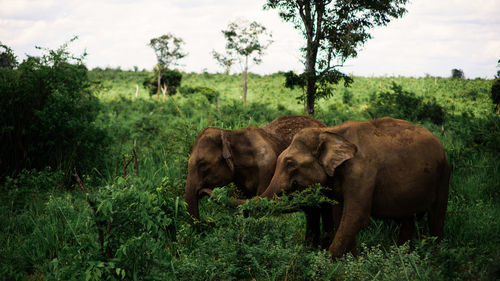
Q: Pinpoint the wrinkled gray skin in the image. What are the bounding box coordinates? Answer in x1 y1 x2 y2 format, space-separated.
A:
184 115 326 224
261 117 450 259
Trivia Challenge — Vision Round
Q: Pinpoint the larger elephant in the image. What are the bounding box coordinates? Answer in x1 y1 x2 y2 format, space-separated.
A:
184 115 326 222
261 117 450 259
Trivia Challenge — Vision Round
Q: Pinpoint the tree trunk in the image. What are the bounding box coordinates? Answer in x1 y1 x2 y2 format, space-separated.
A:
305 48 317 116
242 56 248 106
156 70 161 100
305 72 316 115
162 83 167 102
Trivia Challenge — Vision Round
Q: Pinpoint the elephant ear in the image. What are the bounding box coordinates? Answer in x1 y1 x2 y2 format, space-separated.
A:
317 131 357 177
220 131 235 174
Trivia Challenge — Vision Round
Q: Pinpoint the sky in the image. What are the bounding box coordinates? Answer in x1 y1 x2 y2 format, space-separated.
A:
1 0 499 78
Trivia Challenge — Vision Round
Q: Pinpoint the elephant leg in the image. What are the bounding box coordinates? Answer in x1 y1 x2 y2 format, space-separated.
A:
328 200 371 259
304 207 321 247
336 203 357 257
328 173 374 259
397 217 415 245
428 164 450 242
320 203 335 249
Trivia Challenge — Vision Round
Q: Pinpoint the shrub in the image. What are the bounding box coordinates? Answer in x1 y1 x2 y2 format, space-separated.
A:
451 68 465 79
142 68 182 96
45 176 187 280
0 40 109 180
179 86 220 103
369 82 445 125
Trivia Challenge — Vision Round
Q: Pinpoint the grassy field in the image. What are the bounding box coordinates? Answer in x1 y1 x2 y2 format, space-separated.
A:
1 69 499 280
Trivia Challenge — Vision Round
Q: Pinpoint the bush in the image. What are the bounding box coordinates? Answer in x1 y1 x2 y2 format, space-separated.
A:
0 40 109 180
179 86 220 103
369 82 445 125
451 68 464 79
45 176 187 280
143 69 182 96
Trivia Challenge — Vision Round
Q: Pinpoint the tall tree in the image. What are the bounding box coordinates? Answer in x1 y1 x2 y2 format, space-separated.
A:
213 19 272 106
264 0 408 115
148 34 187 100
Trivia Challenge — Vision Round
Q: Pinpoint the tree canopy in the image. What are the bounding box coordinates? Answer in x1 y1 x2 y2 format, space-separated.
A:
264 0 408 115
148 34 187 69
0 42 18 69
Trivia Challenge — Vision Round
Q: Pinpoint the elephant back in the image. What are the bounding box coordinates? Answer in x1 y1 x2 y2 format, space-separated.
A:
261 115 326 145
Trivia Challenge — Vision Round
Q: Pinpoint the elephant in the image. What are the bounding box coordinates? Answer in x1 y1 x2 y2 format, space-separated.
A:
261 117 450 259
184 115 326 227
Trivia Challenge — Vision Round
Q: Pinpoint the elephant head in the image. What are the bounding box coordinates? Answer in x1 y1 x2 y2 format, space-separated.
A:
185 127 280 220
261 128 357 199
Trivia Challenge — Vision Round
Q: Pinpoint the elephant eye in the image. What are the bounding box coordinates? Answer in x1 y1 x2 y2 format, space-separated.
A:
285 158 297 170
198 161 209 172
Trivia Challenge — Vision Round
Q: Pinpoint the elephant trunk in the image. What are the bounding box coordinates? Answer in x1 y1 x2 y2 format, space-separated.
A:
260 173 284 200
185 175 201 220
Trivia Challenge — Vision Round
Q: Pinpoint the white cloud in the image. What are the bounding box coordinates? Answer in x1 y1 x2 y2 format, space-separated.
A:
0 0 498 77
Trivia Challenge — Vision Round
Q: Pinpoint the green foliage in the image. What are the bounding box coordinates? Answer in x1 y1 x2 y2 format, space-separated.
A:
0 40 109 179
0 42 18 69
211 50 235 74
88 177 184 279
284 71 306 90
491 78 500 112
333 242 439 280
179 86 220 103
234 184 335 218
284 70 353 104
143 68 182 96
369 82 445 125
148 33 187 69
217 19 272 65
451 68 465 79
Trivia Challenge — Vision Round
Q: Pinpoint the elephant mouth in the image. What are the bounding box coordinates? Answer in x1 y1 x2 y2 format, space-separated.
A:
289 180 301 193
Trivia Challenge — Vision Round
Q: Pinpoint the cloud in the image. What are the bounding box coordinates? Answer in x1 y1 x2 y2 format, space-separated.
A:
0 0 498 77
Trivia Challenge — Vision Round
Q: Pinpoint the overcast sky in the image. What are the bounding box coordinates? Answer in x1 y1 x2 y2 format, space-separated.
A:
1 0 499 78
